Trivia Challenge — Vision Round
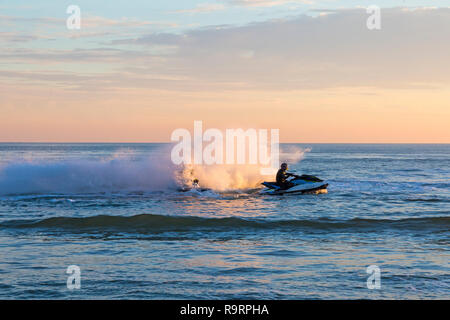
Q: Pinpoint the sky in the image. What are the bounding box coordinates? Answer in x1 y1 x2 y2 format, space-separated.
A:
1 0 449 143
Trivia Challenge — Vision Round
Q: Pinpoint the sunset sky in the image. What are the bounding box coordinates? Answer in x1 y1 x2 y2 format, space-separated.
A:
1 1 449 143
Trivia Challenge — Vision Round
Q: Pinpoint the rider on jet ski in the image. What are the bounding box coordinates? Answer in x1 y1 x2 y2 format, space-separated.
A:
276 163 295 189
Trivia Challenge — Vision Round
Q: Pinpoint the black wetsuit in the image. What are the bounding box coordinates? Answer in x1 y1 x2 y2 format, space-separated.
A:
276 169 294 189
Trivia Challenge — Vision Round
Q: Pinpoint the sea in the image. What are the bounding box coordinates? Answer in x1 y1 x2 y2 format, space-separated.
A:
0 143 448 299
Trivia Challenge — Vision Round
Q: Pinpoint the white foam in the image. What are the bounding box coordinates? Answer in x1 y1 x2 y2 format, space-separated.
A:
0 155 177 196
176 146 311 191
0 145 311 195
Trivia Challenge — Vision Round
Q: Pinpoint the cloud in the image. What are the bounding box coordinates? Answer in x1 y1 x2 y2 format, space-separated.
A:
0 15 62 26
173 3 226 14
225 0 314 7
171 0 314 14
1 8 449 92
112 8 450 90
0 32 46 43
0 14 176 29
80 16 177 28
171 0 310 14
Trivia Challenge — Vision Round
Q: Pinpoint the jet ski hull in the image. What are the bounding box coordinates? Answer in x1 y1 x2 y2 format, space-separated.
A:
260 175 329 195
260 182 328 195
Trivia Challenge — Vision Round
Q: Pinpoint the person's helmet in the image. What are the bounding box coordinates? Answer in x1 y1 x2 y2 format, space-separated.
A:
281 163 288 169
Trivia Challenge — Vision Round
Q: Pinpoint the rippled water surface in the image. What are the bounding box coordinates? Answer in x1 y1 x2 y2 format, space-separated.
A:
0 143 449 299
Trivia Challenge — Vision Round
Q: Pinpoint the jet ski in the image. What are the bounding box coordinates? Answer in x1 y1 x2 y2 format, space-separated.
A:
260 174 328 195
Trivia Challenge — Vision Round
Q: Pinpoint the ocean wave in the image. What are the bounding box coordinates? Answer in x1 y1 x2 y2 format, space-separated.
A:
404 198 448 203
1 214 449 233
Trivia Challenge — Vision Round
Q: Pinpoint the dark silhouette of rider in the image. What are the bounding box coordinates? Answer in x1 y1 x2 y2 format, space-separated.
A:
276 163 295 189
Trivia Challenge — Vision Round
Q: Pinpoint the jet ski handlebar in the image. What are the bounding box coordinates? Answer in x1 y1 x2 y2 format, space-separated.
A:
286 173 301 178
